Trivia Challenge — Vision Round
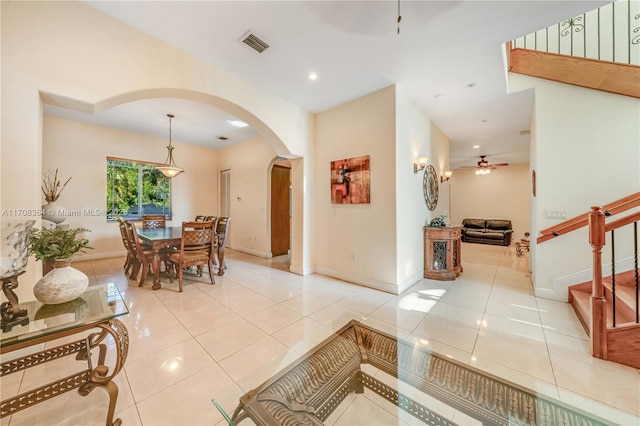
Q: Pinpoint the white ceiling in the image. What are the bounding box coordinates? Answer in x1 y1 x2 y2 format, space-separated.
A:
46 1 608 168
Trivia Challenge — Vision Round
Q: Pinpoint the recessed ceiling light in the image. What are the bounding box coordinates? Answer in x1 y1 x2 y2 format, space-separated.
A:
227 120 248 128
473 145 480 149
481 119 489 123
434 94 443 99
217 136 229 141
466 82 477 88
308 72 318 80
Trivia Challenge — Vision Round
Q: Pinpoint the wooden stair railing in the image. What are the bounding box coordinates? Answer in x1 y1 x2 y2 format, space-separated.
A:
587 206 640 367
506 41 640 99
537 192 640 244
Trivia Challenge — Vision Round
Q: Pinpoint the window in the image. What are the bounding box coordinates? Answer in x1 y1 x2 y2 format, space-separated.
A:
106 158 172 220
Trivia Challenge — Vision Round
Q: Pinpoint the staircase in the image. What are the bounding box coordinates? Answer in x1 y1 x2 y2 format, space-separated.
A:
569 269 640 368
508 0 640 99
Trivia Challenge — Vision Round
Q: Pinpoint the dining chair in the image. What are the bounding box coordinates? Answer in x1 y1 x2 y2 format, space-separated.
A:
141 214 166 229
124 220 155 287
194 215 207 221
167 221 216 292
116 218 135 276
214 217 231 275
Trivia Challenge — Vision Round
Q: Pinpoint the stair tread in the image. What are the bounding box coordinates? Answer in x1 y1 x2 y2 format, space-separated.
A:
569 287 615 330
603 270 638 287
603 281 638 323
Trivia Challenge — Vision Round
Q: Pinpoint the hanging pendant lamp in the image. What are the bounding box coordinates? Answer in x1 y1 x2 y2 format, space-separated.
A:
156 113 184 178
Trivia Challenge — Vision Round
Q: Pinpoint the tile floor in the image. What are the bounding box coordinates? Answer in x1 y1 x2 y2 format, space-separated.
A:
2 243 639 426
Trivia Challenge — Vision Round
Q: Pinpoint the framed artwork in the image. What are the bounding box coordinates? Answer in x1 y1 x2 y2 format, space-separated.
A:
330 155 370 204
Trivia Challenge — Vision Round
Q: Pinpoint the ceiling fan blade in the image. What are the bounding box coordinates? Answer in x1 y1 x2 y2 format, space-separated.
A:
492 163 509 167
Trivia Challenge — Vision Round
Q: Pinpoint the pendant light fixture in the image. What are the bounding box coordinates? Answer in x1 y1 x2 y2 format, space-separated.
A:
156 113 184 178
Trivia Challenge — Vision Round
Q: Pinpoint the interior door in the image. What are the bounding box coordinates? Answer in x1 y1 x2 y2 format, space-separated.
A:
219 169 231 245
270 165 290 257
219 169 231 217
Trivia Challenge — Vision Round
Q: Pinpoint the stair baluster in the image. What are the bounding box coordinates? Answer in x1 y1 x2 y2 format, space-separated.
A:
635 222 639 324
611 229 616 327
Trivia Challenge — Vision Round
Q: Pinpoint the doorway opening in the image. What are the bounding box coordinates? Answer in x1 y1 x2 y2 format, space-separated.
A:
270 158 291 270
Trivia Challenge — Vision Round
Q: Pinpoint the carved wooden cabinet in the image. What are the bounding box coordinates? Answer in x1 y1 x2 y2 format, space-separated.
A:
423 226 463 280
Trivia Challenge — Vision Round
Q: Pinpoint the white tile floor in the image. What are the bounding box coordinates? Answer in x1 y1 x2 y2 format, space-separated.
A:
2 243 640 426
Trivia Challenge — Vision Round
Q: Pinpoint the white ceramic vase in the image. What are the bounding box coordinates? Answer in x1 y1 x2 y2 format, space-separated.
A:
33 259 89 304
42 202 66 224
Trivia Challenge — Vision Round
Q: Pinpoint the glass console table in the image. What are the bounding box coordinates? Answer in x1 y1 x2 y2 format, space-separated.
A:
1 283 129 426
224 320 615 426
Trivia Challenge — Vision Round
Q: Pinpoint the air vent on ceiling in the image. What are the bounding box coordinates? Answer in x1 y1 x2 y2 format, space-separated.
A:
239 31 269 53
520 130 531 135
217 136 229 141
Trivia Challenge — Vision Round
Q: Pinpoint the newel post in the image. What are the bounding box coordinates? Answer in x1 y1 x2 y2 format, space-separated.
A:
589 206 607 359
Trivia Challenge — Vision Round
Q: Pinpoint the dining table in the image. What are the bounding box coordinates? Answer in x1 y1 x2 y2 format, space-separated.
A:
136 226 226 290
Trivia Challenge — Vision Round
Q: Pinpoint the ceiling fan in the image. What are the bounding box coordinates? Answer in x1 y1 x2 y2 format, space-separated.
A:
461 155 509 175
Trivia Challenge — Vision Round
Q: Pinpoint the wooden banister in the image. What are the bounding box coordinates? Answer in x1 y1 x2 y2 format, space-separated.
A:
588 206 639 364
537 192 640 244
605 211 640 233
588 206 607 359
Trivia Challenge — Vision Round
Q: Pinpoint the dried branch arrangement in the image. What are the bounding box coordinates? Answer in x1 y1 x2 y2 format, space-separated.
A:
42 169 72 203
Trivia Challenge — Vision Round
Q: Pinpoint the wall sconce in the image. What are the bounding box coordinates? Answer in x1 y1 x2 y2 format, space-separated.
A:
441 170 452 182
413 157 428 174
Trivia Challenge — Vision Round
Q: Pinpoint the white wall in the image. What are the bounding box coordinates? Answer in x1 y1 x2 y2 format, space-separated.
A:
395 87 451 292
217 137 279 258
1 1 314 297
42 115 219 260
314 87 399 292
510 73 640 301
451 163 531 240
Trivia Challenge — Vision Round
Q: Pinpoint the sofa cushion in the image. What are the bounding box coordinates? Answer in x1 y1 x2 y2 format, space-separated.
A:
486 220 512 231
462 219 486 229
484 232 507 240
465 230 485 238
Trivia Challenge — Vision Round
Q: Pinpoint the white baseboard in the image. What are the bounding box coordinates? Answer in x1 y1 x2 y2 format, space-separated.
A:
74 250 126 261
289 265 314 276
229 245 270 259
314 266 401 295
534 287 568 302
549 256 636 302
398 271 425 294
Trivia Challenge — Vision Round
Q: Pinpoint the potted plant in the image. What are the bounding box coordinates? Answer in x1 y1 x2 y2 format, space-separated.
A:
28 227 93 304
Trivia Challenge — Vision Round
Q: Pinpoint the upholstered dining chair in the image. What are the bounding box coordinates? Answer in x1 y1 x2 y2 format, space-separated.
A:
167 221 216 292
124 220 155 287
141 214 166 229
194 215 207 221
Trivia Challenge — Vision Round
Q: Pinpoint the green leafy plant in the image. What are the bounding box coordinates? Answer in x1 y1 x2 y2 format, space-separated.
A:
28 227 92 262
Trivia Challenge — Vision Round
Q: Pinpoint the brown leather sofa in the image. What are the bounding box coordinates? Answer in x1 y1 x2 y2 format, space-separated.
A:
461 218 513 246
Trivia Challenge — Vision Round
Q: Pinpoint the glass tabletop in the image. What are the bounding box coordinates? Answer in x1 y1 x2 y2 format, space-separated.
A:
136 226 182 241
0 283 129 350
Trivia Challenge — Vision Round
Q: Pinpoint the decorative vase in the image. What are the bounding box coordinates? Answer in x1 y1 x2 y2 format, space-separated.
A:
1 220 35 279
33 259 88 304
42 202 66 224
1 220 36 331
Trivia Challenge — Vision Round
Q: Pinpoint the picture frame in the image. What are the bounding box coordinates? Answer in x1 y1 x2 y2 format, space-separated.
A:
330 155 370 204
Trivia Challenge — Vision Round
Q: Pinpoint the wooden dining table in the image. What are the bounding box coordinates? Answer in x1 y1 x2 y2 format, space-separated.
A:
136 226 226 290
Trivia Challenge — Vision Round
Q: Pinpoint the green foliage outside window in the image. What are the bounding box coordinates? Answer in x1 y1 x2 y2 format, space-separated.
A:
106 159 171 220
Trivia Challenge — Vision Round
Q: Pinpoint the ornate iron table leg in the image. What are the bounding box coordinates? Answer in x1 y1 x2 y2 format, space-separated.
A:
1 319 128 426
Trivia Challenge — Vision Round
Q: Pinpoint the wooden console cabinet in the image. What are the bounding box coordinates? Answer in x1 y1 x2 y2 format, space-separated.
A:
423 226 463 280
